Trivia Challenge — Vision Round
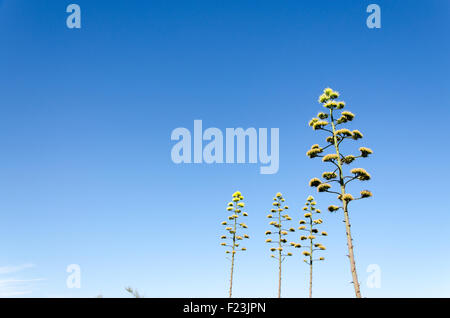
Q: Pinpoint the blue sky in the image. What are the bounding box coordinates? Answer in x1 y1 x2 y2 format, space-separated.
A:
0 0 449 297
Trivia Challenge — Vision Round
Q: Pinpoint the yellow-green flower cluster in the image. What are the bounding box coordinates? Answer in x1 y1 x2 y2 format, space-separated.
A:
322 172 337 180
312 120 329 130
317 112 328 119
352 130 363 140
306 144 323 158
335 128 353 137
317 88 345 110
317 183 331 193
359 147 373 157
325 136 335 144
350 168 371 181
341 111 355 121
343 155 356 164
341 193 354 202
360 190 373 198
221 191 249 254
322 154 339 162
309 178 322 187
328 205 340 212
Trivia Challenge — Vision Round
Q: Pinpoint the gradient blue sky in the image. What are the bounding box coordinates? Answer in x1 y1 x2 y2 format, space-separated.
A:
0 0 449 297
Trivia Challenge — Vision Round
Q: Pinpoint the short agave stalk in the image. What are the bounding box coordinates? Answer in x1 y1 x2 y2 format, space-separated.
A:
295 195 327 298
306 87 373 298
125 286 142 298
220 191 249 298
265 192 295 298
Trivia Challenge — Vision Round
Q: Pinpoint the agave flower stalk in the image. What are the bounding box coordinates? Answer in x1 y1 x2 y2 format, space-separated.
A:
265 192 294 298
306 88 373 298
125 286 142 298
295 195 327 298
220 191 249 298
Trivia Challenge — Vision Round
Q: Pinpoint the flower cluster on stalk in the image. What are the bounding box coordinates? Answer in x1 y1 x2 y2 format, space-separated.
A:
307 87 373 212
220 191 249 254
295 196 327 265
265 192 295 260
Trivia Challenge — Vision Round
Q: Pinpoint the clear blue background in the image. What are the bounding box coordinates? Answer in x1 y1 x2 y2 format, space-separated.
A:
0 0 449 297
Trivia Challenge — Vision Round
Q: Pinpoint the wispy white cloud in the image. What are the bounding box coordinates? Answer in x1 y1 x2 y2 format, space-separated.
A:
0 278 45 286
0 264 44 297
0 263 34 275
0 290 32 297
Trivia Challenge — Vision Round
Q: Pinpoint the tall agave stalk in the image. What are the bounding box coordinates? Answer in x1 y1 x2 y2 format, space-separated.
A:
295 195 327 298
265 192 295 298
306 88 373 298
220 191 249 298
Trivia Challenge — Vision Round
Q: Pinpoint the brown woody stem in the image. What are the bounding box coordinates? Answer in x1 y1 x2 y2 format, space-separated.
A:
330 108 362 298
